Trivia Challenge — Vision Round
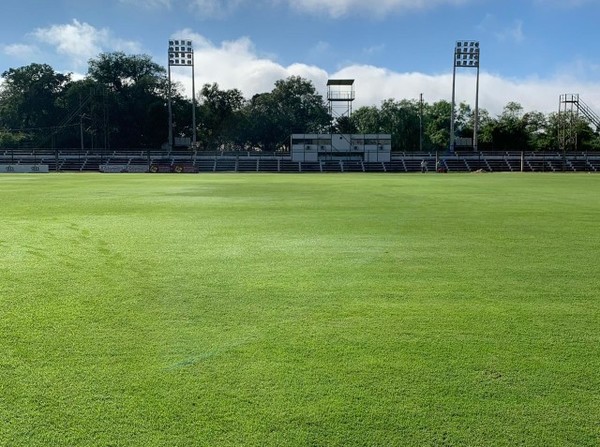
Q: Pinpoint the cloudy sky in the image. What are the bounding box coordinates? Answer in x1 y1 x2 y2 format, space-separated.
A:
2 0 600 115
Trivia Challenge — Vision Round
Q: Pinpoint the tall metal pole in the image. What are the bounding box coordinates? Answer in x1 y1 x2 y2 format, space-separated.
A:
167 63 173 150
419 93 423 152
474 63 480 152
192 52 197 149
79 94 85 152
450 62 457 152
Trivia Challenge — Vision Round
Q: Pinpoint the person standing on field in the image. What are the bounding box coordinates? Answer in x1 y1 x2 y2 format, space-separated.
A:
421 159 427 173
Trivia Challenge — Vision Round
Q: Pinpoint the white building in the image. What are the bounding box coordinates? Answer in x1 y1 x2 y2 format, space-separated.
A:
290 134 391 162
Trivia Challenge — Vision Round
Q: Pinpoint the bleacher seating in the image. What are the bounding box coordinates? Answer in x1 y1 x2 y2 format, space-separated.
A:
443 159 470 172
567 159 592 172
526 160 550 172
279 161 299 172
464 158 490 171
3 148 600 174
321 161 342 172
300 162 321 172
259 159 280 172
196 159 215 172
363 162 386 172
237 159 258 172
215 160 236 172
484 159 511 172
342 161 364 172
385 160 406 172
403 159 423 173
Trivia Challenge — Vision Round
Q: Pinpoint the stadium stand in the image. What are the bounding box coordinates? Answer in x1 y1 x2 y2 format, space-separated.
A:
385 160 406 172
258 159 280 172
444 158 470 172
342 161 364 172
363 162 386 172
300 162 322 172
214 159 237 172
237 159 259 172
279 160 300 172
3 148 600 174
321 161 342 172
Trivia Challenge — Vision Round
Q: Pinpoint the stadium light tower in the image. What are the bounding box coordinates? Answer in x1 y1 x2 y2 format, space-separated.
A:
450 40 480 151
168 39 197 149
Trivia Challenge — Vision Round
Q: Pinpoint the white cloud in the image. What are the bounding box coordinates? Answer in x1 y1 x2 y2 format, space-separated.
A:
170 29 329 97
3 43 39 60
139 0 472 18
284 0 472 18
169 31 600 116
31 20 142 67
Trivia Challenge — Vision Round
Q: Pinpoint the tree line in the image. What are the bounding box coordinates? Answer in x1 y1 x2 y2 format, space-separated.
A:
1 52 599 151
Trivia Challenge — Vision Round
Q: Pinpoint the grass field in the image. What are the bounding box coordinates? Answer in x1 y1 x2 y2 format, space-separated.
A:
0 172 599 446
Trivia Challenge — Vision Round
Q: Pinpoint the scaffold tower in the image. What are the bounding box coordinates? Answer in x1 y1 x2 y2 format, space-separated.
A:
558 94 600 152
327 79 355 119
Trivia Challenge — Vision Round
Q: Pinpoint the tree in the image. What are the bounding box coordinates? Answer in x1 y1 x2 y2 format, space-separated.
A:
522 111 550 151
491 102 528 150
425 100 452 151
379 99 421 151
351 101 421 151
0 129 28 148
86 52 168 148
351 106 383 134
0 64 71 143
332 116 357 134
197 83 245 150
88 52 165 93
242 76 330 151
477 109 495 148
243 92 285 151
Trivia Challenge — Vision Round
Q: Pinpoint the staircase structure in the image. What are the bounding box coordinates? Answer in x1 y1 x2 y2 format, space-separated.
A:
559 94 600 152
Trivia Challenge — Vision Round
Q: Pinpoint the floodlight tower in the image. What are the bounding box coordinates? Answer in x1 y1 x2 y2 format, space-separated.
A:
167 39 197 149
450 40 480 151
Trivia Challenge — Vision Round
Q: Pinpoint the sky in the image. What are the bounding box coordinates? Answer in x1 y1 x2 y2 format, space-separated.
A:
2 0 600 115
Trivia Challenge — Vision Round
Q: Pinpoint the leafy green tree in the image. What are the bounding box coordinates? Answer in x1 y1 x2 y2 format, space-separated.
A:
197 83 245 150
352 100 421 151
87 52 167 148
332 115 357 134
242 76 330 151
0 63 71 143
424 100 451 151
522 111 550 151
351 106 383 134
242 92 285 151
477 109 495 147
0 129 28 148
379 99 420 151
88 52 165 93
491 102 528 150
270 76 330 135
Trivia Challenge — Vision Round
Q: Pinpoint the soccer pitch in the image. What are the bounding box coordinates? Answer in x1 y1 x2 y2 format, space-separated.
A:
1 173 599 446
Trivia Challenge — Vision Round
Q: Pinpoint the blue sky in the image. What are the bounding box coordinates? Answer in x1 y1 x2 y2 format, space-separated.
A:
2 0 600 114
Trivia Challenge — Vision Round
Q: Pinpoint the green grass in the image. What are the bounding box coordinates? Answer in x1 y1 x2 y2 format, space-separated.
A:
1 172 599 446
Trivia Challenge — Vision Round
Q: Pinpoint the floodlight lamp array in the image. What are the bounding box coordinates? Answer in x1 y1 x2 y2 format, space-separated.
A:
454 40 479 68
169 40 193 66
